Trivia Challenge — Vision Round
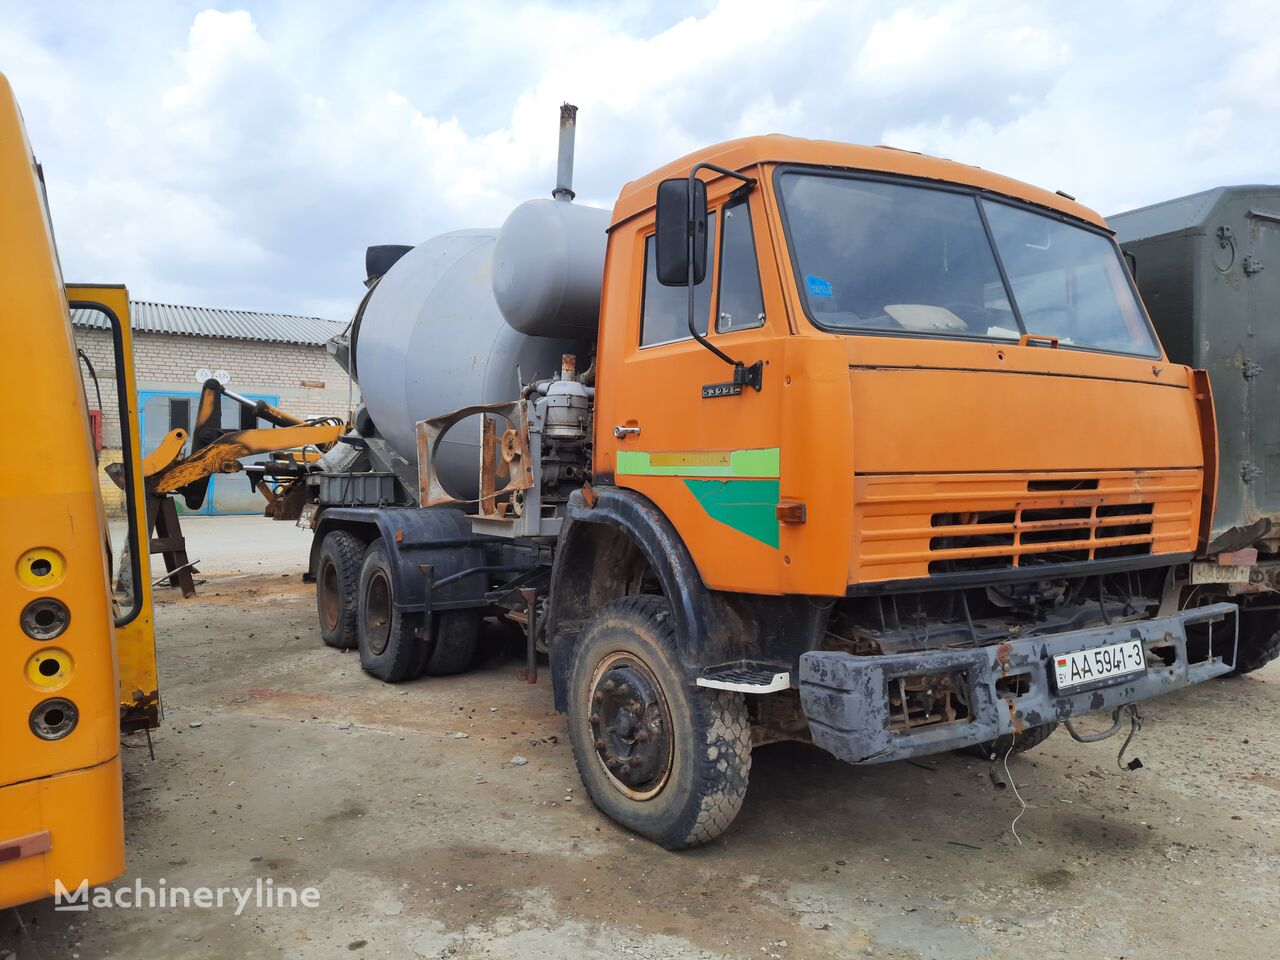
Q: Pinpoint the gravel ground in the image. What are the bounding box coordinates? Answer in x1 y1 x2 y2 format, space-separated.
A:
3 519 1278 960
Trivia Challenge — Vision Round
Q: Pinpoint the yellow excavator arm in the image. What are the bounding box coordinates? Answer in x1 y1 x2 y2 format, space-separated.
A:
149 423 343 493
102 377 345 598
110 376 345 511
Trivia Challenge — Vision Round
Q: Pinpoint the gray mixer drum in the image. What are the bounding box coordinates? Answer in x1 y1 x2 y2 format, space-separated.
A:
353 228 589 500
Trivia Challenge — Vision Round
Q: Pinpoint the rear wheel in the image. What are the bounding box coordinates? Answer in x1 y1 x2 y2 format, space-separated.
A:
424 611 480 676
962 721 1058 761
356 540 426 682
566 596 752 849
316 530 365 649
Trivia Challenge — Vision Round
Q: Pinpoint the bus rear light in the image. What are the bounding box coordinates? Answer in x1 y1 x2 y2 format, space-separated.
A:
16 547 65 589
30 698 78 740
25 648 72 689
0 831 52 864
20 598 70 640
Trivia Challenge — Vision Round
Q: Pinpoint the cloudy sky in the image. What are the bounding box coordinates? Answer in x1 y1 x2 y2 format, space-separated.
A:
4 0 1276 320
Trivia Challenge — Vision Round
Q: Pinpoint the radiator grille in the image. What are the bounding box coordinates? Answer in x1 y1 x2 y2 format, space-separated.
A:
928 498 1154 573
850 469 1199 584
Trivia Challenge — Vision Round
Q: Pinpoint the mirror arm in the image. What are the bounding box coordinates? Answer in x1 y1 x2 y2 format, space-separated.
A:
685 162 762 392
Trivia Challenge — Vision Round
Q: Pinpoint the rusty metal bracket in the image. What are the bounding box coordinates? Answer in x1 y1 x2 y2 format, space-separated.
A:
415 400 533 517
517 587 538 684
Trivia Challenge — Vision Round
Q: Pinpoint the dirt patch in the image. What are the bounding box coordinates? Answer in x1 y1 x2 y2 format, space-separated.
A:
155 573 314 606
5 572 1279 960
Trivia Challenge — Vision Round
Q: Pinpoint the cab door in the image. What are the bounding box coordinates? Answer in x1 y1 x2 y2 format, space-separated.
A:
597 181 790 594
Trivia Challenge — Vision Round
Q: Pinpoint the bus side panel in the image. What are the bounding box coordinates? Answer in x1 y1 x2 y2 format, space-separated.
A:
0 75 129 906
0 757 124 910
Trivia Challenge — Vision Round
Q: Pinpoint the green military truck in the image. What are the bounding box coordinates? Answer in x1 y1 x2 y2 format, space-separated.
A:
1112 186 1280 673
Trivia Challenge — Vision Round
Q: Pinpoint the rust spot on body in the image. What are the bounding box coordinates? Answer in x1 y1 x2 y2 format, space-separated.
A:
120 688 161 733
996 641 1012 676
1006 697 1024 735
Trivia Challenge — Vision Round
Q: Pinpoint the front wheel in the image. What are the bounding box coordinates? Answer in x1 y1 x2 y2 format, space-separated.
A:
566 596 752 849
1231 610 1280 675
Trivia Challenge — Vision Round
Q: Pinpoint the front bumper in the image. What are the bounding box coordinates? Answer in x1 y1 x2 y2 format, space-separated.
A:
0 757 124 909
798 603 1237 765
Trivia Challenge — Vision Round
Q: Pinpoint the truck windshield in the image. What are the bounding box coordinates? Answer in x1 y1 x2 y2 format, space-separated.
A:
777 172 1159 357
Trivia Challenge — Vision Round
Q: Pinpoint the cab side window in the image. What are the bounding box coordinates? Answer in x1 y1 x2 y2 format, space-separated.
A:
716 200 765 333
640 211 717 347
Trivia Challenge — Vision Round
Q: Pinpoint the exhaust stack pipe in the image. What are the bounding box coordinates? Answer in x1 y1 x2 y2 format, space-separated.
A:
552 102 577 202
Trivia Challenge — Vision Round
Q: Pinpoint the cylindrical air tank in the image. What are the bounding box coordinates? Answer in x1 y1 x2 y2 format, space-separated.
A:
352 200 609 500
492 198 607 341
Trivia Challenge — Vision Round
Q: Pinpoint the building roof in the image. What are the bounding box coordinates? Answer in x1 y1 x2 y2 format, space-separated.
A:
610 134 1104 231
70 300 345 347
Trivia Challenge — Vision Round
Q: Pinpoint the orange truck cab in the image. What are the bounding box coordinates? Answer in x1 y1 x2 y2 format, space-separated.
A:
306 126 1236 849
566 136 1234 821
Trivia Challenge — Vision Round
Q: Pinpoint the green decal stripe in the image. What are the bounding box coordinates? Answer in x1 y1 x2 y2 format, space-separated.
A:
683 479 780 549
728 448 780 478
616 447 780 479
614 450 652 475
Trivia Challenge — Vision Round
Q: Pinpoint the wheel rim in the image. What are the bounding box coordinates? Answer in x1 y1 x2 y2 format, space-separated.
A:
365 570 392 656
587 651 674 800
318 558 341 632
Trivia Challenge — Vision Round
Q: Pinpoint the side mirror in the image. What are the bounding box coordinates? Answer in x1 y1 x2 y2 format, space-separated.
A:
1123 249 1138 281
655 177 708 286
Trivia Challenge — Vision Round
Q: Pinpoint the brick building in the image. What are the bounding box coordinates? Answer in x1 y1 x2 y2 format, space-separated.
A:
71 301 355 515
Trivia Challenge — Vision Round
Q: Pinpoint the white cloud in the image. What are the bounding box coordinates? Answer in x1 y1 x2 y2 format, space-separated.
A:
856 6 1067 93
0 0 1275 319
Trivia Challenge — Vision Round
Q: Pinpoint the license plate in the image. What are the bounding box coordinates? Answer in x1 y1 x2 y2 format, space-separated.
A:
1053 639 1145 691
1190 561 1252 584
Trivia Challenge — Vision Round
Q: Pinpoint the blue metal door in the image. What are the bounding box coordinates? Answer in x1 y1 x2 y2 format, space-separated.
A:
139 389 280 516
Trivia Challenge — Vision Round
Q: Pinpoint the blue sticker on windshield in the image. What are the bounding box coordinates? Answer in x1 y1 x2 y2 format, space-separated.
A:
806 275 833 298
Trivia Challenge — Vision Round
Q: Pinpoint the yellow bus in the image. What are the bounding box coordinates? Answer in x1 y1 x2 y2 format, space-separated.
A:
0 72 156 909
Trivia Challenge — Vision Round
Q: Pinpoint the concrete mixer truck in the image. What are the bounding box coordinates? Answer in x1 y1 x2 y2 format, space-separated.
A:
298 105 1236 848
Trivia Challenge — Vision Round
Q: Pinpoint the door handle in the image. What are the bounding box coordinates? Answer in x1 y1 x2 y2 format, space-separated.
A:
1019 332 1060 348
613 425 641 439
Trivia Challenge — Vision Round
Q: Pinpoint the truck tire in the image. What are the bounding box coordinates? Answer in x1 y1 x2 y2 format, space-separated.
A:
566 596 752 849
423 612 480 676
1231 611 1280 675
316 530 365 650
356 539 427 682
962 721 1058 761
